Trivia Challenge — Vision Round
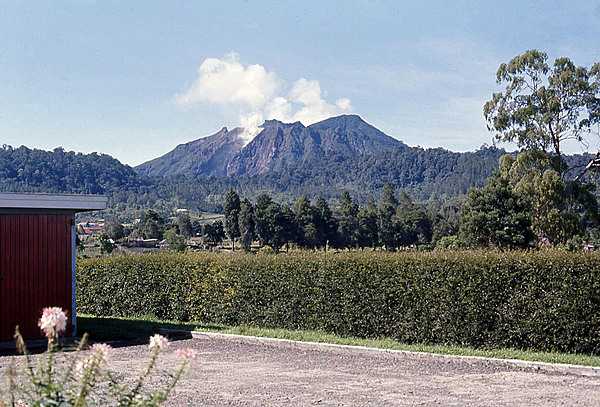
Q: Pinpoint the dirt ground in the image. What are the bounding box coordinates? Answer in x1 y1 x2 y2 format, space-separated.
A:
4 334 600 406
128 334 600 406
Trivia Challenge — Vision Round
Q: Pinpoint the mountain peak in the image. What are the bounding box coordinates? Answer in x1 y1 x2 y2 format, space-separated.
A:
309 114 369 129
261 119 305 128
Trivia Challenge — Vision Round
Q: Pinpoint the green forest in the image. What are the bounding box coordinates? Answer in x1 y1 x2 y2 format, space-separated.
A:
0 143 507 215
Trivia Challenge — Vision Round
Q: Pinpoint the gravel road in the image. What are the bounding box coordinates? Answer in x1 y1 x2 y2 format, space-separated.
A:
121 333 600 406
3 334 600 406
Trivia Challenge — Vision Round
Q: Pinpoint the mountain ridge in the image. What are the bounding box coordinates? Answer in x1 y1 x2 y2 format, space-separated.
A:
136 126 245 177
136 114 407 178
0 115 538 213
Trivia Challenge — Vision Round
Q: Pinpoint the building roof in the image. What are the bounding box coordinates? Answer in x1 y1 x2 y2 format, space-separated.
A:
0 192 108 212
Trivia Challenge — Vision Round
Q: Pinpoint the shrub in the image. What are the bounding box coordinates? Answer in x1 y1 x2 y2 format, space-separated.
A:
434 235 463 250
1 307 195 406
77 251 600 354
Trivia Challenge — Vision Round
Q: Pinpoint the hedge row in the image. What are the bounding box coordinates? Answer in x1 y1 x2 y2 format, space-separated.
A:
77 251 600 354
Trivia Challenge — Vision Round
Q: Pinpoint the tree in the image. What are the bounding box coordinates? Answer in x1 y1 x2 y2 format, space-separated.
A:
223 189 241 250
394 192 432 246
164 228 186 252
177 213 193 238
498 152 596 244
98 233 116 254
314 197 338 250
139 209 164 239
203 220 225 247
336 191 359 248
258 202 295 253
459 173 534 249
293 196 317 248
378 184 398 250
239 198 256 252
427 196 463 244
393 209 417 247
254 193 273 246
357 199 379 248
484 50 600 174
104 218 125 241
280 204 297 250
482 50 600 246
191 219 203 237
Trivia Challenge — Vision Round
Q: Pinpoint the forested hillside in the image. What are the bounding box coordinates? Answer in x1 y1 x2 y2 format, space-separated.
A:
0 143 507 216
0 145 147 194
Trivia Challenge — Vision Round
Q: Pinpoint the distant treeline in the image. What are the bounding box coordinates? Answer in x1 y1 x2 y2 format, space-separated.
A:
118 148 600 253
105 185 462 252
0 144 507 217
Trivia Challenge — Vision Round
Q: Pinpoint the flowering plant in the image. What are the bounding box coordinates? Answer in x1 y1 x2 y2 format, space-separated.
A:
1 307 196 406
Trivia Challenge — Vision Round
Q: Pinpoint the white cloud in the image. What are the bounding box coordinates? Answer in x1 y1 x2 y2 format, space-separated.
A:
239 112 264 144
336 98 352 111
265 96 292 120
284 78 353 125
176 53 352 144
175 52 281 109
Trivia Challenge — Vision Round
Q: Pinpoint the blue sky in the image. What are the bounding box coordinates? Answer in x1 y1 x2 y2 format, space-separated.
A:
1 0 599 165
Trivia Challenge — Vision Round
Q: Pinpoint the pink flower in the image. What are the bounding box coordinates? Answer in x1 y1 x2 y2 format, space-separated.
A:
38 307 67 338
91 343 112 364
148 334 169 351
175 347 197 361
75 343 112 378
75 358 92 378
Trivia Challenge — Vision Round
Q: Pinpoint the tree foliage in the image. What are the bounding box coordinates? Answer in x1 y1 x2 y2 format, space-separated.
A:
293 196 319 248
98 234 116 254
176 213 193 238
459 173 534 248
223 189 241 250
238 198 256 251
484 50 600 172
164 228 187 252
357 200 379 248
202 220 225 246
336 191 359 248
137 210 164 240
378 184 399 249
104 218 125 241
258 202 295 252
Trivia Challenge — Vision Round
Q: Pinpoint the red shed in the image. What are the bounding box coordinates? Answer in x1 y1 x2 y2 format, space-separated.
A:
0 193 107 341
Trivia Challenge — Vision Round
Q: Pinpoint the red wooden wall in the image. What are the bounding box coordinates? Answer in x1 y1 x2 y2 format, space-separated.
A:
0 213 73 341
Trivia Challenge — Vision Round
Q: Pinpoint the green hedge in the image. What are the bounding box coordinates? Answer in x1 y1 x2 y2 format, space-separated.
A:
77 251 600 354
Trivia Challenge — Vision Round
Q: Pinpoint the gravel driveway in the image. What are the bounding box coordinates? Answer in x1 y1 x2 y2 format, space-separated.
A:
117 333 600 406
3 333 600 406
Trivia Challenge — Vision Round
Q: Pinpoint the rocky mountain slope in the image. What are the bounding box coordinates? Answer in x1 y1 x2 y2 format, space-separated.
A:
136 126 245 177
136 115 406 178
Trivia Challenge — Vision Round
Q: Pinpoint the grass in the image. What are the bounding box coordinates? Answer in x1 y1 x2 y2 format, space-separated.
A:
78 315 600 367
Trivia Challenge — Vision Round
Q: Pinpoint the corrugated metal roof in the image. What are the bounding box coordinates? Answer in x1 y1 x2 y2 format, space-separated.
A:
0 192 107 211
